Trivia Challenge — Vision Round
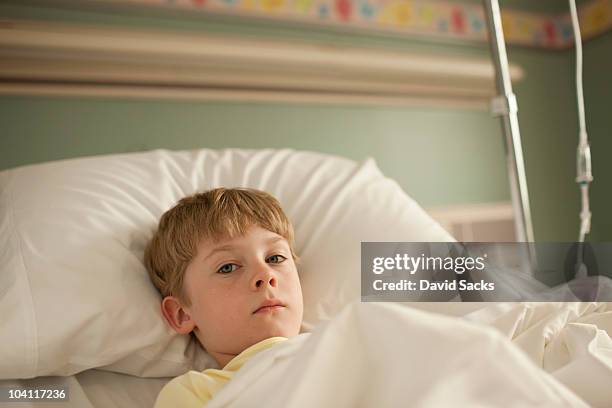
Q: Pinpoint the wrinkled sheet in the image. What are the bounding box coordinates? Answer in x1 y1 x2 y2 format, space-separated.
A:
0 370 168 408
2 302 610 407
205 302 592 408
465 302 612 407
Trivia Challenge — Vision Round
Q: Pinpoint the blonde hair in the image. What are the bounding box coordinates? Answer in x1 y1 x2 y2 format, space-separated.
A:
144 188 297 305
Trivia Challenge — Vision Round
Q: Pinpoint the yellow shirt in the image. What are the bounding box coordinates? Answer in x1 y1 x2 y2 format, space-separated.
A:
154 337 287 408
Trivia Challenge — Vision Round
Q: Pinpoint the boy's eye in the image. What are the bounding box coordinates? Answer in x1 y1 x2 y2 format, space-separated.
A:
266 254 287 264
217 263 239 274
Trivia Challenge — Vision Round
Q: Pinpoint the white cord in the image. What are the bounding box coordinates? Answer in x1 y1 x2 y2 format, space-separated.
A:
569 0 593 243
580 185 591 240
569 0 587 143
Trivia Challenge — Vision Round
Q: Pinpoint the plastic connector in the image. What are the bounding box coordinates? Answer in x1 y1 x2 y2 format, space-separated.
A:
576 140 593 185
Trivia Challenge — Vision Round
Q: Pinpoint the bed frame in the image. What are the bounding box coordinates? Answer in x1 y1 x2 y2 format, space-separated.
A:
483 0 535 246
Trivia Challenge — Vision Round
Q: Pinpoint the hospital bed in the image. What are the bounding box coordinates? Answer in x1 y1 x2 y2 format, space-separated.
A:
1 148 612 407
0 0 608 403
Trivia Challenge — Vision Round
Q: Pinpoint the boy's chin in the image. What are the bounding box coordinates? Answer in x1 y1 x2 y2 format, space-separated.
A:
251 323 300 341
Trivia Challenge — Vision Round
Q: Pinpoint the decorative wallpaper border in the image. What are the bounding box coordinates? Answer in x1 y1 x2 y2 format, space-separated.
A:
83 0 612 48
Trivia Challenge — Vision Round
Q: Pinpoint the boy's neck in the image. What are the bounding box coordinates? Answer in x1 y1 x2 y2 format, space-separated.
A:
211 350 237 369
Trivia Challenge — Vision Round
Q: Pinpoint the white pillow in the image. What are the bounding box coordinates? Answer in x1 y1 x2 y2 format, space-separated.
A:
0 148 454 379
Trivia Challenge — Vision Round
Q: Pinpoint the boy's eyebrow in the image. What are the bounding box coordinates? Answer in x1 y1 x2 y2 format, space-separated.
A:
202 236 286 262
266 236 285 245
203 244 236 262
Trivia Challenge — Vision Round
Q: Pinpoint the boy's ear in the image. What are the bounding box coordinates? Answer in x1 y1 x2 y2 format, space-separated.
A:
160 296 196 335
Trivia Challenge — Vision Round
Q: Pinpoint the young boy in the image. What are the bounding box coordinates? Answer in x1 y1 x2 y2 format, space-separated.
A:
144 188 304 407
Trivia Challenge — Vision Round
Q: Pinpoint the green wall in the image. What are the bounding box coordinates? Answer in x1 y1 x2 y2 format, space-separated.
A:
0 2 609 241
583 33 612 241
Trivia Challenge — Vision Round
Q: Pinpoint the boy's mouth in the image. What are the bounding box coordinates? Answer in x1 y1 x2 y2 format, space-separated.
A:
253 299 285 314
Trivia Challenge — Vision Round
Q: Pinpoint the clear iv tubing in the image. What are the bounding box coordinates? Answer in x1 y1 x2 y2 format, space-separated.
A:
569 0 593 244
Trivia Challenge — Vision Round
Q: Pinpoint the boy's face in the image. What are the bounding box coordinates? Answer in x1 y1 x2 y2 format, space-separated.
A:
179 226 303 365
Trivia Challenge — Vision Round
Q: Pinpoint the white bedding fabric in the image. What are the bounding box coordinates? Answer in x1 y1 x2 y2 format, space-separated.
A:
0 148 454 379
0 370 167 408
3 301 611 408
205 303 593 408
465 302 612 407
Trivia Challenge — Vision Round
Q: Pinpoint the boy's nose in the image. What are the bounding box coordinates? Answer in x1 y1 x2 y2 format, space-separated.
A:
254 276 277 289
251 265 278 290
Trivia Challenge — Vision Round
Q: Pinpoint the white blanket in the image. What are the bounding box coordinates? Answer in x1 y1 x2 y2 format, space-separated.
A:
465 302 612 407
2 302 609 407
206 302 597 408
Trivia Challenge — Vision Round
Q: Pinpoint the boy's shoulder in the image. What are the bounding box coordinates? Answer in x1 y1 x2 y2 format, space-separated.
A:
154 369 228 408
